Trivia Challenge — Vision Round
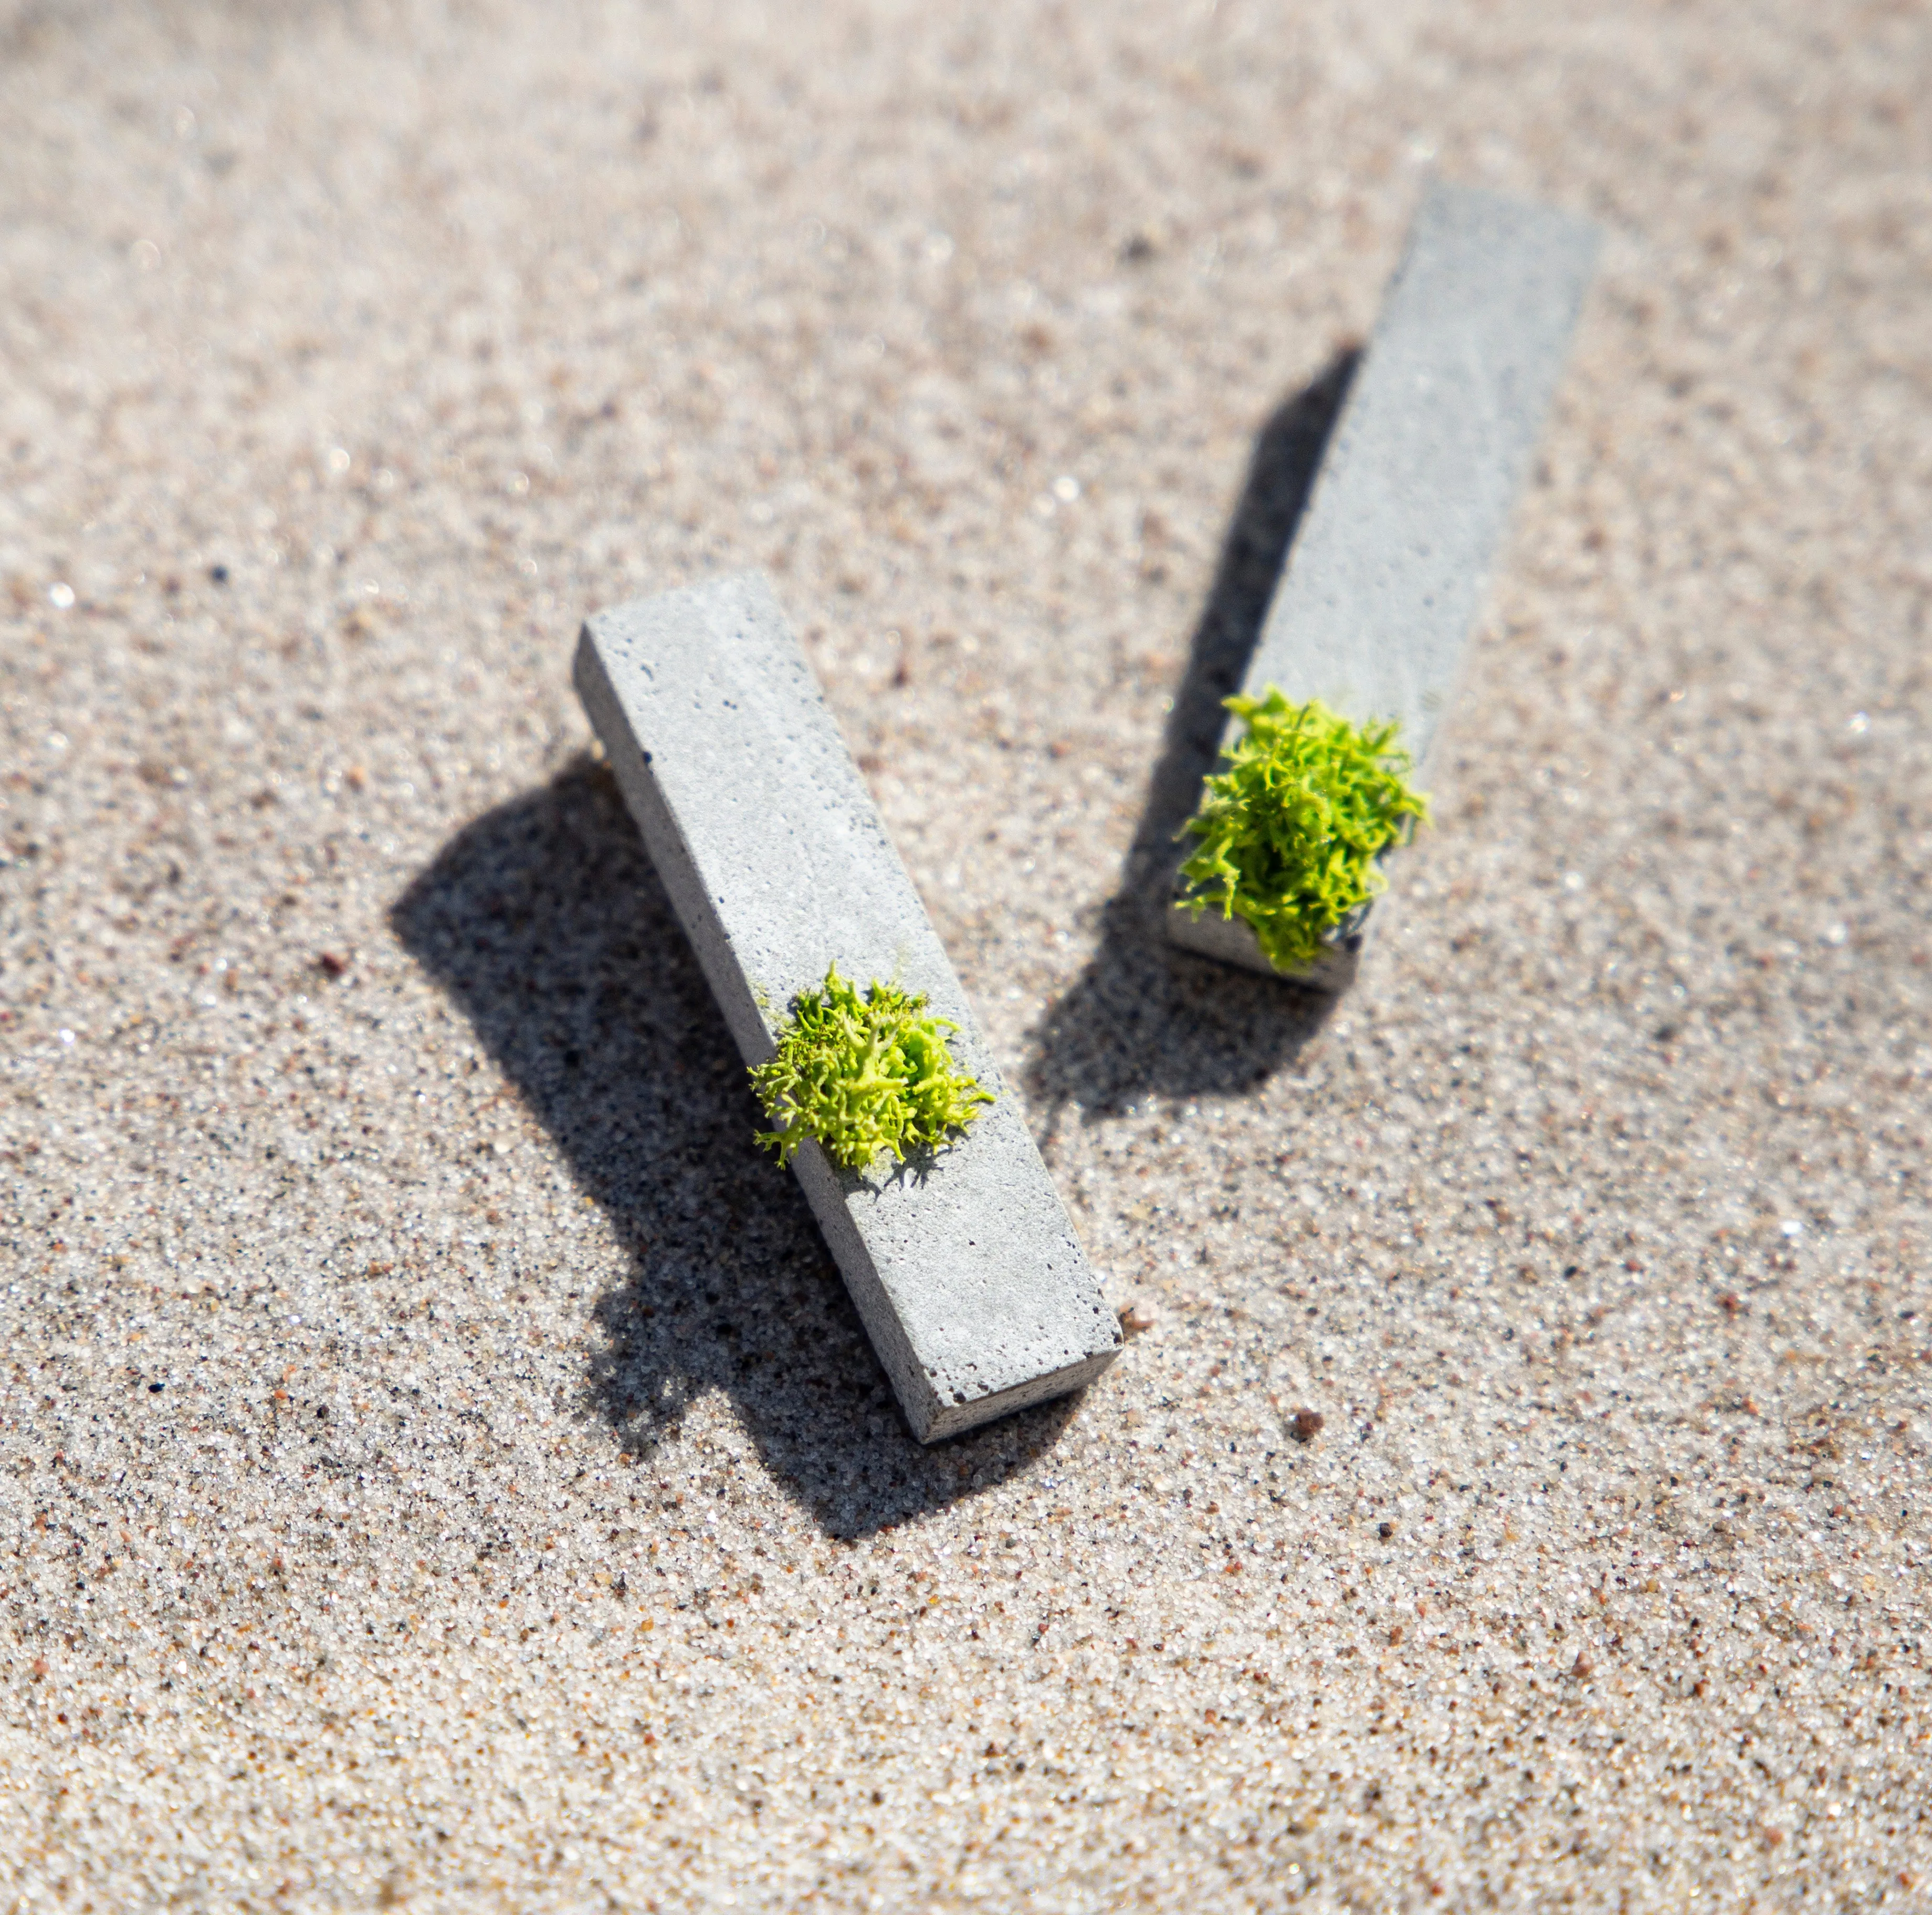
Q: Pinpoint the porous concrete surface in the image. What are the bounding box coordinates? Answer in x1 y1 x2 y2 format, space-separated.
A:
1228 183 1598 776
578 576 1118 1440
1 2 1928 1909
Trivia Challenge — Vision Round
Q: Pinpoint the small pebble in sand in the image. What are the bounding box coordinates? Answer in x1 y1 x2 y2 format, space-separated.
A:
1290 1407 1325 1443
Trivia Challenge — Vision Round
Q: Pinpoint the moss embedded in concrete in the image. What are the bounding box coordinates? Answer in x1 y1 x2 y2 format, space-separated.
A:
1178 688 1429 974
750 965 994 1173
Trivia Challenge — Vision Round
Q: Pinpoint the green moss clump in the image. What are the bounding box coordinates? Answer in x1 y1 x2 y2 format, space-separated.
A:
750 965 994 1173
1177 688 1429 974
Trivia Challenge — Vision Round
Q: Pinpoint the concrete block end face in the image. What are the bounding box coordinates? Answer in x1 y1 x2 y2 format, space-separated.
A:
1170 182 1597 992
575 572 1118 1443
1166 893 1363 994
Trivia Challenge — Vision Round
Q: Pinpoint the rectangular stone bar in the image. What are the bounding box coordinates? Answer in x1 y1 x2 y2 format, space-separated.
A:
574 572 1121 1442
1170 181 1599 988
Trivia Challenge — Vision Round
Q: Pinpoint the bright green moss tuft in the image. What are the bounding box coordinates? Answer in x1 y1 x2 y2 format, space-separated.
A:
750 965 994 1173
1177 688 1430 974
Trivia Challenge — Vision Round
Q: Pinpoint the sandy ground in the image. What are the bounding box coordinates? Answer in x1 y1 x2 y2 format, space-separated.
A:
3 0 1929 1908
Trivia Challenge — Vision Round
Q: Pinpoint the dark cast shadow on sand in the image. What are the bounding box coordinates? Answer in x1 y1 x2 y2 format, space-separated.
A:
392 757 1076 1542
1025 352 1359 1126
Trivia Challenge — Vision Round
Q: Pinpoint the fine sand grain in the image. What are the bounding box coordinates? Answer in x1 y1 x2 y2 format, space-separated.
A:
3 2 1928 1908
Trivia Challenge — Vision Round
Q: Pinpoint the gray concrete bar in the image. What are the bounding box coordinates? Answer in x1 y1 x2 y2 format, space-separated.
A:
575 573 1120 1441
1170 181 1599 987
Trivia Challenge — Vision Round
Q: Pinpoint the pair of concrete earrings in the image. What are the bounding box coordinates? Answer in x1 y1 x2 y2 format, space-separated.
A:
572 181 1599 1442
